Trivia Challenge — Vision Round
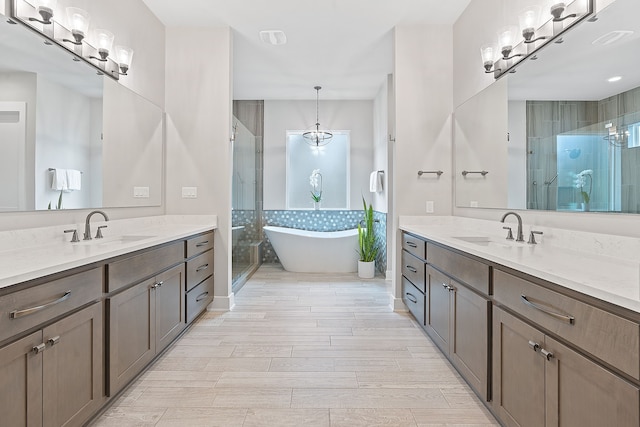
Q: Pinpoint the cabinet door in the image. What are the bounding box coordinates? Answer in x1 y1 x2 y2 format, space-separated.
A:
451 281 490 401
155 264 186 352
426 266 451 353
493 307 545 427
43 303 103 427
108 278 156 396
0 331 43 427
545 336 640 427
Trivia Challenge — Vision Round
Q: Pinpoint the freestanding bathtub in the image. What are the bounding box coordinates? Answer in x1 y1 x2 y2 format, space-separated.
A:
264 226 360 273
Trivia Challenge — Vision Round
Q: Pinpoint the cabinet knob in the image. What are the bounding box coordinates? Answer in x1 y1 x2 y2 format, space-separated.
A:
47 336 61 347
540 349 554 360
32 343 46 354
528 340 540 352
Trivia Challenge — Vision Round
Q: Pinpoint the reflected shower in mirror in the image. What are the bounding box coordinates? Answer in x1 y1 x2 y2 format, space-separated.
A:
455 0 640 214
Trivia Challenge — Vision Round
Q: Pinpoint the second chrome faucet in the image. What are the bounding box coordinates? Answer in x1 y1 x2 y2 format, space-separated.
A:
500 211 524 242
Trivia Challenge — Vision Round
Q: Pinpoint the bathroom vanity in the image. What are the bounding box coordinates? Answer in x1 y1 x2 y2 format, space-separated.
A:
0 216 216 426
400 216 640 427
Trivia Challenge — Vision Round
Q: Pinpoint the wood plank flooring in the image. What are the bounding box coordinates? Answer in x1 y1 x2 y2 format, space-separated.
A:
91 264 499 426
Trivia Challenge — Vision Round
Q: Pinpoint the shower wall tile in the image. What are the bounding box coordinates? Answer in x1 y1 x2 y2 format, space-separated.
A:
261 210 387 274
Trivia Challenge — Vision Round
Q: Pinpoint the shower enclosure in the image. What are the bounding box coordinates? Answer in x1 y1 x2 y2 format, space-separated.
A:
231 101 264 290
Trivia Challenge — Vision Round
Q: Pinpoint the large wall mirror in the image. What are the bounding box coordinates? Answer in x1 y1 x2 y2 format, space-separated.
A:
0 13 162 212
455 0 640 214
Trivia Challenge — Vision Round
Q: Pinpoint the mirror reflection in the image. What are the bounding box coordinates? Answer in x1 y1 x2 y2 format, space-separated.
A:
0 15 162 212
455 0 640 214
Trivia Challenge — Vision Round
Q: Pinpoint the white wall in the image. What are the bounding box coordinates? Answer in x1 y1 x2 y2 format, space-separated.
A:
0 0 165 231
372 78 389 214
393 24 453 305
165 27 233 310
452 0 640 238
263 99 374 210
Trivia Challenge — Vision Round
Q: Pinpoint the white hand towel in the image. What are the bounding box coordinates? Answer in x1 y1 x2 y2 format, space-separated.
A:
369 171 383 193
66 169 82 191
51 168 68 191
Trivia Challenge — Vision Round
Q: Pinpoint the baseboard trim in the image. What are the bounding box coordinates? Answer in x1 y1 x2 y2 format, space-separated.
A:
391 296 408 312
207 293 235 311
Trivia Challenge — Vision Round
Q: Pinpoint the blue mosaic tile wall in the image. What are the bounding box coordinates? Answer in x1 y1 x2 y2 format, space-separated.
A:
261 210 387 274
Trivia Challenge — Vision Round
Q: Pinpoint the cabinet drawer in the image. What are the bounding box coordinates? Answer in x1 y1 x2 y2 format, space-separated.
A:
108 241 184 292
402 233 426 260
427 243 489 295
186 276 213 324
402 277 425 326
186 249 214 292
402 250 426 293
494 269 640 380
186 232 214 259
0 268 102 343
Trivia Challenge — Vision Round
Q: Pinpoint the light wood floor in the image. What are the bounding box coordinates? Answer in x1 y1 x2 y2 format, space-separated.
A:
92 264 499 426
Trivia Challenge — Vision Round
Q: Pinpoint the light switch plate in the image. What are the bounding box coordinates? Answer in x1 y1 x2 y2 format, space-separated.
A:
182 187 198 198
426 201 434 213
133 186 150 198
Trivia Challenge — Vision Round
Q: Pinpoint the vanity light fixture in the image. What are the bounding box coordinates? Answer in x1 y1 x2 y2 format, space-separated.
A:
62 7 90 45
113 45 134 75
498 26 525 60
480 44 501 75
90 29 114 61
550 2 577 22
481 0 593 79
10 0 129 79
303 86 333 147
520 6 547 43
29 0 57 24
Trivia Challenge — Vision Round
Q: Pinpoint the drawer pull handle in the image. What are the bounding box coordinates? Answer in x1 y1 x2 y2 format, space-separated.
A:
47 336 61 347
528 340 540 352
195 241 209 247
196 264 209 272
196 291 210 302
405 292 418 304
152 281 164 289
405 265 418 273
10 291 71 319
520 295 575 325
32 343 46 354
406 241 417 248
540 348 554 361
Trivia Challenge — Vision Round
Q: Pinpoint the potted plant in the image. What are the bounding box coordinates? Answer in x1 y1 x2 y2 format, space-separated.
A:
357 197 378 278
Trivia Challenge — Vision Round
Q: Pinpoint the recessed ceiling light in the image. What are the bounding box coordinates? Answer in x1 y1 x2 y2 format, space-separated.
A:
259 30 287 45
608 76 622 83
592 30 634 46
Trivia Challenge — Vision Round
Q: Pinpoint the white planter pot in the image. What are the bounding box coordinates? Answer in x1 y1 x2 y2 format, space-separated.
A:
358 260 375 279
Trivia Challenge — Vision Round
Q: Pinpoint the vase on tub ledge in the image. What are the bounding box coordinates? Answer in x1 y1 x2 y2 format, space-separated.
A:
581 202 590 212
313 201 321 210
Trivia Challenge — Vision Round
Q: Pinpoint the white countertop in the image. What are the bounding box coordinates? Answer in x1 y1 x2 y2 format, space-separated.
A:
0 215 217 290
400 216 640 314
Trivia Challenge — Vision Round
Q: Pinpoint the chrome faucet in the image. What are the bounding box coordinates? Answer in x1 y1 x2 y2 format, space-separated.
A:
500 211 524 242
84 210 109 240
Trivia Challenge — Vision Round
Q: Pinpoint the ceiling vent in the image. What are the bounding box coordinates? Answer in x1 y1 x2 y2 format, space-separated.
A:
259 30 287 45
592 30 634 46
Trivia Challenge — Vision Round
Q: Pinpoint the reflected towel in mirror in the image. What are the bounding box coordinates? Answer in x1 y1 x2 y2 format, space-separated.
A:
66 169 82 191
51 168 68 191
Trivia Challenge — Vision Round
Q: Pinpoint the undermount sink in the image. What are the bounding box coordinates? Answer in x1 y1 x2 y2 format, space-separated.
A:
453 236 515 248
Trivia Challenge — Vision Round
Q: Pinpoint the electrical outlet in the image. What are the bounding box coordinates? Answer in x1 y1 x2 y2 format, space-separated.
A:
426 201 434 213
182 187 198 198
133 186 149 198
470 201 479 208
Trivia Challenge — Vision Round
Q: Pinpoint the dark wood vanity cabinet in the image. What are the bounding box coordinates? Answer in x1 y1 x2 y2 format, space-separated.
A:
0 268 103 427
107 244 186 396
401 232 491 402
401 233 428 326
185 232 215 323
